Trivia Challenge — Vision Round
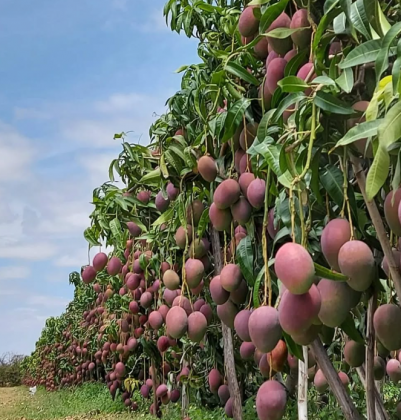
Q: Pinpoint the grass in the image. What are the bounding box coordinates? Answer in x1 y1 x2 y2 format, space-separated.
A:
1 377 400 420
1 383 225 420
1 384 135 420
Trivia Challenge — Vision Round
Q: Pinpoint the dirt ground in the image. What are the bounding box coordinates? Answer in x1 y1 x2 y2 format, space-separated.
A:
0 387 24 418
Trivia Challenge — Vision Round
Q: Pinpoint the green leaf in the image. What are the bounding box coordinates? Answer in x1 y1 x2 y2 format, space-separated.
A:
139 168 161 185
225 61 259 86
197 209 210 239
260 144 283 176
108 159 116 182
160 154 169 178
109 217 122 240
236 236 254 286
314 263 348 281
364 0 390 38
339 0 352 27
375 22 401 84
392 39 401 95
253 267 265 308
278 76 309 93
169 145 187 163
335 67 354 93
392 149 401 192
340 314 364 344
339 39 382 69
333 12 348 35
366 146 390 200
83 227 101 247
265 27 309 39
320 165 344 208
284 49 309 77
335 119 383 148
272 92 305 122
283 332 304 361
259 0 290 33
178 196 187 228
194 87 206 122
129 217 148 233
314 91 354 114
350 0 371 39
248 0 270 4
257 109 275 141
175 65 188 73
278 171 294 189
311 75 336 86
153 208 174 227
313 4 341 53
165 150 183 174
222 98 251 142
115 196 128 211
122 142 136 162
378 101 401 150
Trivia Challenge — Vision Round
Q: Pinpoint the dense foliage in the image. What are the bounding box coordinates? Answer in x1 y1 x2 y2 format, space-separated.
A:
0 353 23 387
22 0 401 419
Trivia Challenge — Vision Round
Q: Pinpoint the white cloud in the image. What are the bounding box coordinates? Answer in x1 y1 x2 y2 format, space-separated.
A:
14 307 37 314
0 239 57 261
59 92 166 147
0 266 30 281
95 93 149 113
54 246 89 268
0 202 18 224
60 119 123 147
0 121 35 182
27 294 69 309
13 107 51 120
78 151 122 185
0 289 18 297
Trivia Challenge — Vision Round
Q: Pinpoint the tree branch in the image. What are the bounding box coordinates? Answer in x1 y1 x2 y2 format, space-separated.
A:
310 338 363 420
350 155 401 300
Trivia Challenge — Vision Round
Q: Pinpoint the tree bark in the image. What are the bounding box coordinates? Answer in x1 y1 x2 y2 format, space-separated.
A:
297 346 308 420
366 292 377 420
357 366 389 420
310 338 363 420
211 227 243 420
350 156 401 300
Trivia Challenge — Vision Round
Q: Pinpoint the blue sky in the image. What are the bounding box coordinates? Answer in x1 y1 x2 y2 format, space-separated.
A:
0 0 198 355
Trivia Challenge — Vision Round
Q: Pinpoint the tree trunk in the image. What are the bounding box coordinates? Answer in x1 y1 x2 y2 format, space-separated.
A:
297 346 308 420
211 227 243 420
357 366 389 420
310 338 363 420
366 292 377 419
350 156 401 300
